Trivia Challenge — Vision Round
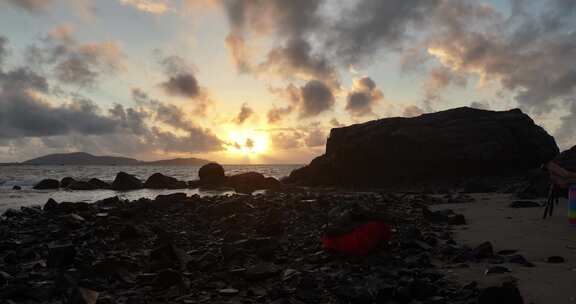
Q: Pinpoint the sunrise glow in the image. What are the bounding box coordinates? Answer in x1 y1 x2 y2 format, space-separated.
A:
226 130 269 156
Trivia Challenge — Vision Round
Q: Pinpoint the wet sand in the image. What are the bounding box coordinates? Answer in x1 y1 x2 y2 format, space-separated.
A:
435 193 576 304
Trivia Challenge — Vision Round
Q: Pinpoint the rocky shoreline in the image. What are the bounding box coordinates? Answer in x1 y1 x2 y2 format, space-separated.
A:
0 187 525 304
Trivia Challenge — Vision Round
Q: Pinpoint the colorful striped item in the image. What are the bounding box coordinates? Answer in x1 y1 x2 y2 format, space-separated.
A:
569 185 576 226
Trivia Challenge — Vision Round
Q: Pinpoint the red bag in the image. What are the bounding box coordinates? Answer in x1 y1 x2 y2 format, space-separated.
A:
321 221 392 255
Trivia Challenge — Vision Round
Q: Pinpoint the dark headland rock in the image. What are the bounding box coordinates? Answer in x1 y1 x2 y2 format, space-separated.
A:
288 107 559 186
521 145 576 198
33 179 60 190
198 163 226 185
143 173 187 189
111 172 143 191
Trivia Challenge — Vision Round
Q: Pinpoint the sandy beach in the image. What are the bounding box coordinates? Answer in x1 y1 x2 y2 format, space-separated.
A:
435 194 576 304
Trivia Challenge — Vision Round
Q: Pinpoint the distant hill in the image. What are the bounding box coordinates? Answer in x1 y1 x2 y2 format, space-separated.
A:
22 152 211 166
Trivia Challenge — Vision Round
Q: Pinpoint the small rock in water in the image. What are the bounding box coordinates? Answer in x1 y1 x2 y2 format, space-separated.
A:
12 185 21 190
33 178 60 190
547 256 565 263
508 254 534 267
219 288 239 295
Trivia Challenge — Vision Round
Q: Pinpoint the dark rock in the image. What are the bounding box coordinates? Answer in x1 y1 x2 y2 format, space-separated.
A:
43 198 59 211
188 179 201 189
245 263 280 281
153 269 183 288
144 173 187 189
69 287 99 304
424 208 467 225
472 242 494 259
229 172 267 193
509 201 540 208
60 177 76 188
263 177 282 190
33 178 60 190
149 244 186 271
198 162 226 185
47 243 76 268
88 178 111 189
287 107 559 186
2 208 20 218
547 256 565 263
485 266 511 275
155 193 187 204
67 180 98 190
12 185 21 190
111 172 142 191
508 254 534 267
479 282 524 304
118 224 143 239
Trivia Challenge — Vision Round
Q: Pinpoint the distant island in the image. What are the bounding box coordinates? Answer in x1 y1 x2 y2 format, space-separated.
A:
20 152 211 166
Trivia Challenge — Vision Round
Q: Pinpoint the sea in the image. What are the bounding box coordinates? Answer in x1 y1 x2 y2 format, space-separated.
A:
0 165 302 212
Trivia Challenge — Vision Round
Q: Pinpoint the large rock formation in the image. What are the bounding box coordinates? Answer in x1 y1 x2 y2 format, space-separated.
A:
144 173 187 189
198 163 226 185
288 107 559 186
33 179 60 190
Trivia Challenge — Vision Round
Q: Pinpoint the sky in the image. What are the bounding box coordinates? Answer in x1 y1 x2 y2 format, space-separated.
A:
0 0 575 164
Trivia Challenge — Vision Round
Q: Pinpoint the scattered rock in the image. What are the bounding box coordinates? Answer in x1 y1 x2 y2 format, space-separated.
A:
479 283 524 304
33 179 60 190
472 242 494 259
245 263 280 281
43 198 59 211
424 208 467 225
485 266 511 275
155 193 187 204
509 201 540 208
547 256 565 263
198 163 226 185
111 172 143 191
144 173 187 189
47 243 76 268
153 269 183 288
508 254 534 267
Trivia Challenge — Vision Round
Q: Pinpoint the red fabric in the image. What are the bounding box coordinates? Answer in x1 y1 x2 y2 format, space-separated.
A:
321 221 392 255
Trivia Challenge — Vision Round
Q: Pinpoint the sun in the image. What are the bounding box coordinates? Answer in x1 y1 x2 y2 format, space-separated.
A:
226 130 269 155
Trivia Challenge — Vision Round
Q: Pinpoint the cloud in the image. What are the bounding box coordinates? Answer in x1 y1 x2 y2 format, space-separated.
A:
304 128 326 147
120 0 169 14
161 73 200 98
3 0 53 12
267 105 293 124
270 131 303 150
287 80 335 118
324 0 440 66
26 25 124 87
233 102 254 125
424 0 576 113
345 77 383 117
0 36 7 68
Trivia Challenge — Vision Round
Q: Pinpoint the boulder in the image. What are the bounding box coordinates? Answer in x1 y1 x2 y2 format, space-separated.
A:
43 198 59 211
288 107 559 186
198 163 226 185
33 179 60 190
111 172 142 191
228 172 266 193
12 185 21 190
67 181 98 191
89 178 111 189
60 177 76 188
143 173 187 189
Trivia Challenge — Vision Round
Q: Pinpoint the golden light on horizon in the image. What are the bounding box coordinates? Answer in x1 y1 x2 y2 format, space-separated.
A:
226 130 269 156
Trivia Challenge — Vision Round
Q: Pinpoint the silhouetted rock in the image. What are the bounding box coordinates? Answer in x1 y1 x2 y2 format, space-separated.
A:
472 241 494 259
188 179 201 189
155 193 187 203
111 172 142 191
67 181 98 190
89 178 110 189
11 185 21 190
288 107 559 186
47 243 76 268
198 163 226 185
33 179 60 190
479 281 524 304
60 177 76 188
144 173 187 189
43 198 59 211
